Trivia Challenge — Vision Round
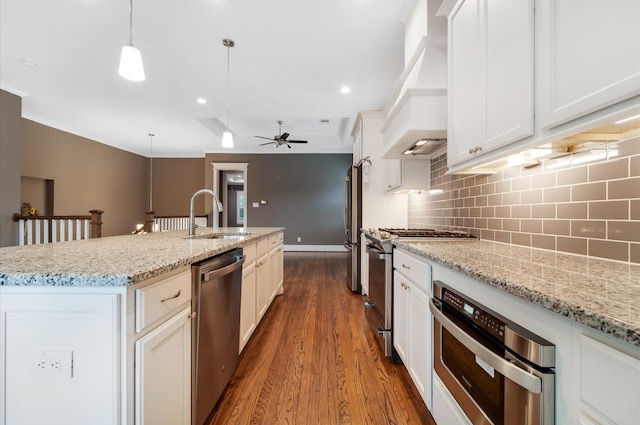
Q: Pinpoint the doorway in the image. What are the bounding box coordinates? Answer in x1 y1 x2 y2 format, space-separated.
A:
212 163 248 228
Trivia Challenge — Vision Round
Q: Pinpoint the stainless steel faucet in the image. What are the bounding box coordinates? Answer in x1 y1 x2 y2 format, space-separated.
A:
189 189 224 235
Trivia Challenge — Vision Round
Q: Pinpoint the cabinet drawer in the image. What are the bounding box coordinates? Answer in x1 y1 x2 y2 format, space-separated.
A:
269 232 283 249
243 243 257 265
136 271 191 333
257 237 269 257
393 248 431 293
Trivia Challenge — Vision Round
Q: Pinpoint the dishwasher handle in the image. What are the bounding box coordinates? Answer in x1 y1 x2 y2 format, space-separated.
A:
202 255 246 282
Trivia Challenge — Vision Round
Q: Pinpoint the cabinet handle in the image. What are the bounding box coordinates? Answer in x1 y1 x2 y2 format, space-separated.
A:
189 312 197 320
468 146 483 154
402 264 411 270
160 290 181 302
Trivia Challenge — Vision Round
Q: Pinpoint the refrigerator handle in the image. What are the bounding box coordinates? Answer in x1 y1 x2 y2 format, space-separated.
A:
343 175 349 234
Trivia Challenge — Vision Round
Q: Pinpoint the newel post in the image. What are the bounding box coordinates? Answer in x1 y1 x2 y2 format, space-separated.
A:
89 210 104 238
145 211 155 233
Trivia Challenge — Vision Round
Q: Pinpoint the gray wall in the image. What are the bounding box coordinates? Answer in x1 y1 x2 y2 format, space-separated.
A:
205 153 353 247
0 90 22 247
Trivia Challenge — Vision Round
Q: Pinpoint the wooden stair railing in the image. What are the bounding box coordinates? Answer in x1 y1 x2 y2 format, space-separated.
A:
12 210 103 246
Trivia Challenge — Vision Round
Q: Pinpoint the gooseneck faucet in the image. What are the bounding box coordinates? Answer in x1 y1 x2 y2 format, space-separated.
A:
189 189 224 236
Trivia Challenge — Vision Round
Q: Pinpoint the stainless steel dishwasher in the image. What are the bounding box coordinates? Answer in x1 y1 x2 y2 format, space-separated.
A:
191 248 245 425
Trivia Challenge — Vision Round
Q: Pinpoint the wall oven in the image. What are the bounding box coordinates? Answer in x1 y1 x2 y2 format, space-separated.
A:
430 280 555 425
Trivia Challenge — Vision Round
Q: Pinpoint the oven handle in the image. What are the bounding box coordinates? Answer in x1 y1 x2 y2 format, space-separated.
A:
430 300 543 394
366 243 388 259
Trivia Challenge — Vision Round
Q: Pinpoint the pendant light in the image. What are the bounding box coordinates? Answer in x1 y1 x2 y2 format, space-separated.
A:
148 133 154 211
221 38 235 148
119 0 145 81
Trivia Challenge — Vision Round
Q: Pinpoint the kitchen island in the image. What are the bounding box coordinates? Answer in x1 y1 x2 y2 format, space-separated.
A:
395 239 640 425
0 227 284 425
0 227 283 286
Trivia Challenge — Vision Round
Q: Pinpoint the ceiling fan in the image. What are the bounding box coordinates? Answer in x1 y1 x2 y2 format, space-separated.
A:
256 120 308 148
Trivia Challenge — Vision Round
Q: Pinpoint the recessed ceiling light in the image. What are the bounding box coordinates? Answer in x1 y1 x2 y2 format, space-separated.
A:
21 59 37 69
340 86 351 94
196 98 207 104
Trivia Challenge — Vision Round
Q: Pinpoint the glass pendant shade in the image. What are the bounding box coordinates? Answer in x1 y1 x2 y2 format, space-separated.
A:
221 131 234 148
119 44 145 81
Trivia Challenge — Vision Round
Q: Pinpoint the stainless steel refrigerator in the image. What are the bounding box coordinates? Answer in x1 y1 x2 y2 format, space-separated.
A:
343 164 362 293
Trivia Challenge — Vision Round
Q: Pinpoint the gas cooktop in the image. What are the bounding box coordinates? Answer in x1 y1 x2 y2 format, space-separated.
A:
378 228 476 239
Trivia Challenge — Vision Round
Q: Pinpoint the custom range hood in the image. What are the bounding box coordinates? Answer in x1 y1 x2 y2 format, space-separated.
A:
381 0 449 159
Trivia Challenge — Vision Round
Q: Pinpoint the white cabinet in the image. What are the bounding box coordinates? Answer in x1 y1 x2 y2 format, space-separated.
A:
577 333 640 425
392 248 433 409
537 0 640 129
130 270 192 425
268 232 284 299
384 159 431 193
0 289 122 425
447 0 534 167
255 238 271 322
135 307 191 425
240 232 284 353
240 243 257 352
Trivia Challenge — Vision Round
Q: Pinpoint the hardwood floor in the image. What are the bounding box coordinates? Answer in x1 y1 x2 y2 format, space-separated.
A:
207 252 435 425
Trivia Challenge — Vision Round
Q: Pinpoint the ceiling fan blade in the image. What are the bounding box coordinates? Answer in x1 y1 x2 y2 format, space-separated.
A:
287 144 292 149
287 140 308 143
280 132 290 140
255 135 276 141
259 141 276 146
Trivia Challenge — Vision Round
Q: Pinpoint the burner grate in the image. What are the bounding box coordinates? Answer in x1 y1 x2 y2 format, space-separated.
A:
378 228 475 239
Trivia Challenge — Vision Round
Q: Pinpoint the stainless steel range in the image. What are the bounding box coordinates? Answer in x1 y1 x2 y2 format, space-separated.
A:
363 228 475 359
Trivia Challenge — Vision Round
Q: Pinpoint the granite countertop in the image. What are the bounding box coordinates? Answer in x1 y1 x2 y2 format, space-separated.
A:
0 227 284 287
395 239 640 348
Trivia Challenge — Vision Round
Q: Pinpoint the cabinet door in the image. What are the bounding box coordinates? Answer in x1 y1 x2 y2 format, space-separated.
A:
240 263 257 353
448 0 534 167
135 307 191 425
393 270 409 364
578 334 640 425
383 159 402 191
538 0 640 129
408 284 432 409
256 254 271 321
483 0 534 149
448 0 481 166
271 244 284 296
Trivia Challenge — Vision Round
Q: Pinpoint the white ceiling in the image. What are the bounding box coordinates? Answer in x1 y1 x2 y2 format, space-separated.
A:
0 0 409 157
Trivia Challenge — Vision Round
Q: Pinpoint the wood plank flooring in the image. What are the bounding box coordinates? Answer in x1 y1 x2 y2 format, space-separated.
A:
207 252 435 425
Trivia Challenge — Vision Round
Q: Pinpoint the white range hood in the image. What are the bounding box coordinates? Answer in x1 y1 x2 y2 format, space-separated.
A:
381 0 449 159
381 87 447 158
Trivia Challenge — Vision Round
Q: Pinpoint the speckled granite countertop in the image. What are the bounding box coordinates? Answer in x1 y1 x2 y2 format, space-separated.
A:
0 227 283 287
395 239 640 348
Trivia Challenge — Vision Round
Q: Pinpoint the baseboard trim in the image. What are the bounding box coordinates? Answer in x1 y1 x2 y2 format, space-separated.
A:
283 245 347 252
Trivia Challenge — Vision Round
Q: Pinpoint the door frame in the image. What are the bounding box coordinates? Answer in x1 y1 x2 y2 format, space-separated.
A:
212 162 249 228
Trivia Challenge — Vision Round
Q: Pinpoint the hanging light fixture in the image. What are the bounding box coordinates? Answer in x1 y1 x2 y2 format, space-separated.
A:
119 0 145 81
221 38 235 148
148 133 154 211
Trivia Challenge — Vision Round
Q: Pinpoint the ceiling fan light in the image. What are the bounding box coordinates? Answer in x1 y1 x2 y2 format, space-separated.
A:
119 44 145 81
221 131 234 148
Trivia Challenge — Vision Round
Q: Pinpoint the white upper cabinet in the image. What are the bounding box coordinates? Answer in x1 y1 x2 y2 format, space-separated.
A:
448 0 534 167
537 0 640 129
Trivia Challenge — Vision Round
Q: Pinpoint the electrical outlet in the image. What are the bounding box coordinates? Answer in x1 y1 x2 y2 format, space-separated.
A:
297 237 301 242
34 350 73 378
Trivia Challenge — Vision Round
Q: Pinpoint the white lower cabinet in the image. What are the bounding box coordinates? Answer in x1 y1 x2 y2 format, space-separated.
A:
135 307 191 425
240 262 257 352
392 248 432 410
577 333 640 425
